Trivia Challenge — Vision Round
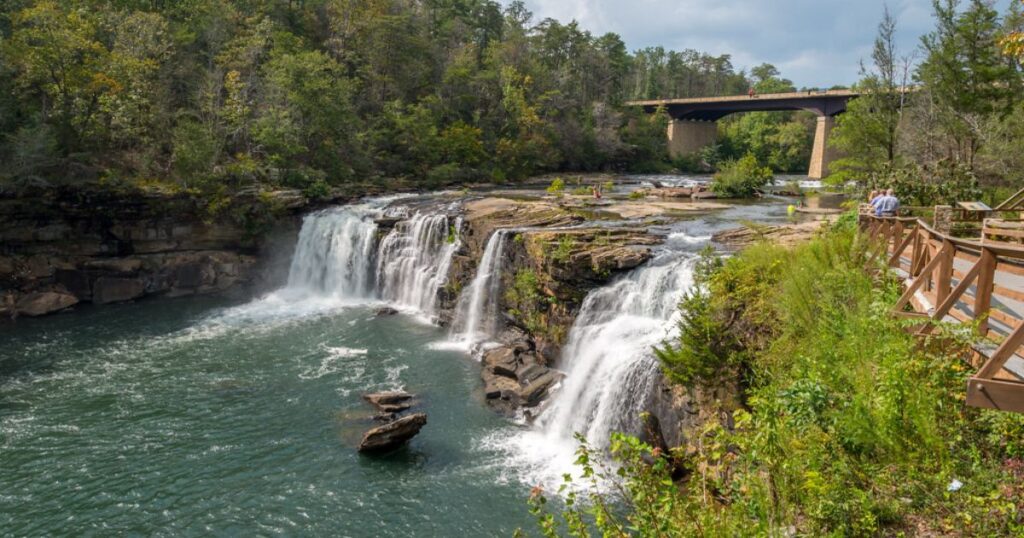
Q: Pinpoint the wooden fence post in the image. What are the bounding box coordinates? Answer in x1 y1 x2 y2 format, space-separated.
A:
974 248 997 336
936 239 954 305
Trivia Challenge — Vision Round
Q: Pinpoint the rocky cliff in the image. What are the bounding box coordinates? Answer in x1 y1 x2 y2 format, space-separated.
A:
0 186 309 318
444 197 666 416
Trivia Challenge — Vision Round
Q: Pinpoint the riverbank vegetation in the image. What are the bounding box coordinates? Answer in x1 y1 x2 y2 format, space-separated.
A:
529 215 1024 536
831 0 1024 204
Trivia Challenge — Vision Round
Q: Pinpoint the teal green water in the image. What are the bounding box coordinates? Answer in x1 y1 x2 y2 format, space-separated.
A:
0 296 535 536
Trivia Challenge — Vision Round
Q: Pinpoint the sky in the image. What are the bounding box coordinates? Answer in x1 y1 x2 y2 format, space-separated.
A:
504 0 1014 89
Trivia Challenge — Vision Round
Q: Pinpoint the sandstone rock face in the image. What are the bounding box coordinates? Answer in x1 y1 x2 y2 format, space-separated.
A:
357 413 428 453
15 291 79 317
0 186 306 318
92 277 145 304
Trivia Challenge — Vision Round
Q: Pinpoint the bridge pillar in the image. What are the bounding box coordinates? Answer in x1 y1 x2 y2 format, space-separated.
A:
667 119 717 159
808 116 838 179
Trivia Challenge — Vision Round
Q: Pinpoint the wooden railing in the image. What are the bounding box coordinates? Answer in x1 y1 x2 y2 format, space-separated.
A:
861 214 1024 413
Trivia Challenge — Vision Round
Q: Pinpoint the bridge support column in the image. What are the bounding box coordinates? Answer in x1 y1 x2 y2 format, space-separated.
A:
667 119 717 159
808 115 838 179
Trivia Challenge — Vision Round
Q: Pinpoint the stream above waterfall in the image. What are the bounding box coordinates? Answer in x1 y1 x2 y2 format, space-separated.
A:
0 179 823 535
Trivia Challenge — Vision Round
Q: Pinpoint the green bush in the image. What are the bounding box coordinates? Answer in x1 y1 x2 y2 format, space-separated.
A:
546 177 565 195
710 153 773 198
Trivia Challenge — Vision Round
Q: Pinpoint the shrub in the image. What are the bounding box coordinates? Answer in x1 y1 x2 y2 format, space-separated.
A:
710 153 773 198
551 235 575 263
546 177 565 195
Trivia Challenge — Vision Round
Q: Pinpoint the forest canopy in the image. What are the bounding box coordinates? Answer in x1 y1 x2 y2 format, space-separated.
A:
0 0 796 196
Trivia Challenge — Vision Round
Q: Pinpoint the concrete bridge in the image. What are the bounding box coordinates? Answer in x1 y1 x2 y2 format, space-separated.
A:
628 90 859 179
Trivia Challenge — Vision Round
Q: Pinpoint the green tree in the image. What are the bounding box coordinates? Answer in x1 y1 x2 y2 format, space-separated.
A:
830 6 908 184
5 2 115 158
917 0 1020 167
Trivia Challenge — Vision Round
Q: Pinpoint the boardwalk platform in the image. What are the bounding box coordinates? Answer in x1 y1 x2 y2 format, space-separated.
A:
865 215 1024 413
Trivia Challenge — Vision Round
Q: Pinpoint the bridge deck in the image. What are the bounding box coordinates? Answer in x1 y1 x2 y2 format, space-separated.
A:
626 89 859 107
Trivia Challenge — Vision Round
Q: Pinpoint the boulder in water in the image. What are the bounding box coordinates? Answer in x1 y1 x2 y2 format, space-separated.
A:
363 391 413 411
357 413 427 453
15 291 78 317
375 306 400 317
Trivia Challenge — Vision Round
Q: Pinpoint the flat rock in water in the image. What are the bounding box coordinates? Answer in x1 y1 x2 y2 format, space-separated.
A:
357 413 427 453
363 391 414 411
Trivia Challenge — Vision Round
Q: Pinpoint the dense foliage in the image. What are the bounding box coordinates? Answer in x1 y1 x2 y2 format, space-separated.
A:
709 153 773 198
531 218 1024 536
831 0 1024 199
0 0 795 195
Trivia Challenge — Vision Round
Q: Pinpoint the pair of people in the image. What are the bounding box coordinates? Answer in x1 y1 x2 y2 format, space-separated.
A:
869 189 900 217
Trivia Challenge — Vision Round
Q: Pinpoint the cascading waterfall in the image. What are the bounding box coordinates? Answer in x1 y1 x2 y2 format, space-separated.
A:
498 253 697 487
450 229 511 347
376 213 462 316
538 255 696 445
285 206 380 298
279 201 462 321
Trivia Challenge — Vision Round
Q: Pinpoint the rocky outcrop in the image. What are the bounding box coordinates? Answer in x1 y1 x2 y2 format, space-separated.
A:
645 373 742 452
0 185 306 318
14 290 79 316
357 413 428 453
712 220 829 249
480 344 564 416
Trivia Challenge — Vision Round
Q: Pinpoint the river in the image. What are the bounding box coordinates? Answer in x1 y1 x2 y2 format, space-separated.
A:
0 179 818 535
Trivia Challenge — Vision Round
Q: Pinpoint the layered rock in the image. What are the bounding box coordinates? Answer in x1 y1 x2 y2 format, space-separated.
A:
0 186 306 319
480 344 564 416
357 413 428 453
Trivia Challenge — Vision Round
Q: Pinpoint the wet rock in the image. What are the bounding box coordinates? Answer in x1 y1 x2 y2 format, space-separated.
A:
375 306 400 317
357 413 428 453
483 375 519 400
519 370 561 407
691 190 718 200
482 347 519 378
363 391 413 411
15 291 78 317
92 277 145 304
515 362 547 384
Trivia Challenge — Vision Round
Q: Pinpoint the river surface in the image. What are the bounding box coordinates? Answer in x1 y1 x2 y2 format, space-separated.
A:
0 180 817 535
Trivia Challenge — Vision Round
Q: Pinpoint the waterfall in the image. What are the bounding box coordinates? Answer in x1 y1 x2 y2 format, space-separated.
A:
280 201 460 321
376 213 462 316
450 230 511 347
538 255 696 445
285 206 380 298
495 253 697 488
